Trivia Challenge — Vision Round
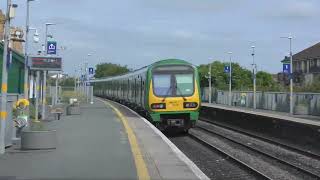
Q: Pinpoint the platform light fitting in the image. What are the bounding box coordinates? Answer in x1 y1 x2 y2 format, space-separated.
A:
9 4 18 19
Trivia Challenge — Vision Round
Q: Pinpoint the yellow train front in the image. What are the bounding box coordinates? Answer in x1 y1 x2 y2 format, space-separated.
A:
92 59 201 131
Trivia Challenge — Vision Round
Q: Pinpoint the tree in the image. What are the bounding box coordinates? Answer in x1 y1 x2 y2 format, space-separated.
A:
59 77 75 87
256 71 279 91
94 63 130 78
198 61 280 91
294 76 320 92
198 61 252 90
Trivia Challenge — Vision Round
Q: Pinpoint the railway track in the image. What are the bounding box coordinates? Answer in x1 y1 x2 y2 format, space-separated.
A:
187 131 272 179
169 135 264 180
199 118 320 160
191 120 320 180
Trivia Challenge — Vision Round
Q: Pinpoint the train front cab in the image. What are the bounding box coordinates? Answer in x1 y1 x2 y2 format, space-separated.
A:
147 64 200 131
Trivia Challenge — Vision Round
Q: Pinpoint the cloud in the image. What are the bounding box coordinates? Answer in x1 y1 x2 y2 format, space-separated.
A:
142 0 240 13
263 0 318 19
283 1 316 18
8 0 320 75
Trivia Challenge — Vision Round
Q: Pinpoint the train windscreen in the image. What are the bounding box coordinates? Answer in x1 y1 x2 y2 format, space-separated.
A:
152 65 194 97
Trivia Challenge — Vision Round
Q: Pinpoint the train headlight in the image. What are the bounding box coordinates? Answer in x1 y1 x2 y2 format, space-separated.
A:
151 103 166 109
183 102 198 108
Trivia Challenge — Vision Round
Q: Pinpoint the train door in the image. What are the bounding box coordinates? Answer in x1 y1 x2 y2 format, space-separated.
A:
121 80 124 100
129 78 132 102
127 79 129 102
134 78 137 104
105 82 107 96
141 80 145 108
107 81 109 97
142 73 147 108
110 81 113 97
140 75 143 107
116 81 119 99
137 76 141 106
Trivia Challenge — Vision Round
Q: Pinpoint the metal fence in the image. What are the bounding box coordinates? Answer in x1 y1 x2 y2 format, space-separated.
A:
47 86 93 105
201 87 320 116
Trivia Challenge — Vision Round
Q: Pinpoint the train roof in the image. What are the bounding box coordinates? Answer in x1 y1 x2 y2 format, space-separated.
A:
90 59 193 82
150 59 192 66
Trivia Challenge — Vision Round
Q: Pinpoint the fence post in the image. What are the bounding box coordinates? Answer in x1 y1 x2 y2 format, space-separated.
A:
90 86 93 104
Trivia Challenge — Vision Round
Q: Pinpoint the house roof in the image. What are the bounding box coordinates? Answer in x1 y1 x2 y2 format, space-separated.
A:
293 42 320 61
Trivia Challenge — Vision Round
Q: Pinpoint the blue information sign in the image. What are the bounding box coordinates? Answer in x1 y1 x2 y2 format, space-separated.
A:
47 41 57 54
283 64 290 74
88 67 94 75
224 65 230 73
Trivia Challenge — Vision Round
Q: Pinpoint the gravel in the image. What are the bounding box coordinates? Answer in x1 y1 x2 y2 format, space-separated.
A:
197 120 320 177
169 135 260 180
190 128 315 180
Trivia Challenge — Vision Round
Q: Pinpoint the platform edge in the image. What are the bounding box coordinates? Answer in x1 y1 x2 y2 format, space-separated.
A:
103 98 210 180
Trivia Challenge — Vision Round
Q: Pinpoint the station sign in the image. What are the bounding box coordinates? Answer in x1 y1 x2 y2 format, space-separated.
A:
88 67 94 75
283 64 290 74
29 56 62 71
47 41 57 55
224 65 230 73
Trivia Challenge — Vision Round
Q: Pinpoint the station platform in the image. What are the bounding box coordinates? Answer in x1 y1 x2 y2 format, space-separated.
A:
0 99 207 180
202 103 320 127
201 102 320 155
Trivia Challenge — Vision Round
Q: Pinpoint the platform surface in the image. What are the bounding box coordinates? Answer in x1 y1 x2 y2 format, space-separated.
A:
202 102 320 127
0 99 206 180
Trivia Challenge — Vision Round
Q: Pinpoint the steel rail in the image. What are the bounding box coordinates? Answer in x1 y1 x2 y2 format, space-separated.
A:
199 118 320 160
196 122 320 179
188 130 272 180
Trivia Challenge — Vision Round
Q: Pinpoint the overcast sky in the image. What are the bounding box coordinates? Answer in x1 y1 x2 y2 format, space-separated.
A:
1 0 319 74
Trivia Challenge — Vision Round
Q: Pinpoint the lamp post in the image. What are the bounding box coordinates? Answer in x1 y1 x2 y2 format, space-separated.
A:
80 66 83 95
251 46 257 109
74 69 77 93
77 64 81 94
208 62 212 103
42 23 55 119
44 23 55 106
85 54 91 102
228 52 232 106
45 23 55 53
281 36 294 114
24 0 35 99
1 0 17 154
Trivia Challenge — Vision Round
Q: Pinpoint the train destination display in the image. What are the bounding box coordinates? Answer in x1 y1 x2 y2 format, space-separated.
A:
29 56 62 71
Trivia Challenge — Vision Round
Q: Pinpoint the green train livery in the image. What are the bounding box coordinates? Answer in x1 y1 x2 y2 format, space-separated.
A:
91 59 201 131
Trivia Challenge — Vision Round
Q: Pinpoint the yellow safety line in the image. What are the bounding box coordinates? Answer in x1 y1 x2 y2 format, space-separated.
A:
1 83 7 93
0 111 7 119
101 99 150 180
24 83 28 90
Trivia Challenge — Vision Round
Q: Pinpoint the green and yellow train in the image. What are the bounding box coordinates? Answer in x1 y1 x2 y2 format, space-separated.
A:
92 59 201 131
